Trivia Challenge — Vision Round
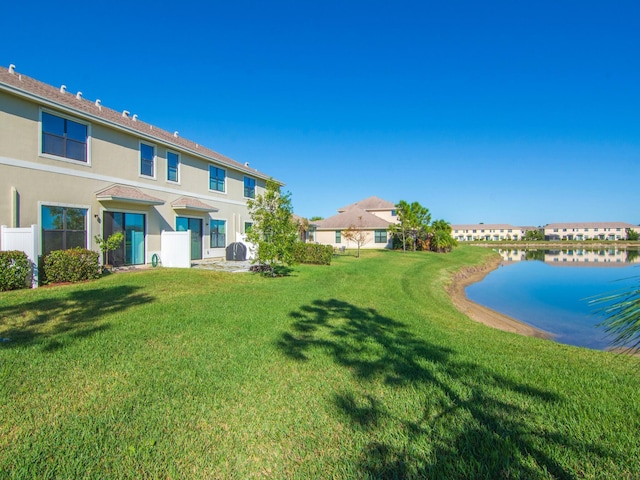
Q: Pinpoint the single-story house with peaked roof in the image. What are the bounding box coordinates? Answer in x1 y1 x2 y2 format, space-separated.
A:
312 196 397 249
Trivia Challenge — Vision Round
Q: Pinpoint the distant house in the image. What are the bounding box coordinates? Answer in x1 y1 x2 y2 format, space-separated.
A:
0 65 279 265
313 196 397 249
543 222 640 241
451 224 538 241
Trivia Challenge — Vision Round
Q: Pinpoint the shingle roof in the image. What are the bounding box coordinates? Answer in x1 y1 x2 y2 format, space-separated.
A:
314 208 391 229
171 196 217 212
0 65 277 182
95 184 164 205
337 196 396 212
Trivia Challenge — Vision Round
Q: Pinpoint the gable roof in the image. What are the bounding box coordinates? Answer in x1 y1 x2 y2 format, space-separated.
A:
171 196 218 212
95 184 164 205
0 65 278 183
314 208 392 230
338 196 395 212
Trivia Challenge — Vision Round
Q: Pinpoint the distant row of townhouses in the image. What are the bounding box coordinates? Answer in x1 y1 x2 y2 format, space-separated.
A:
452 223 640 242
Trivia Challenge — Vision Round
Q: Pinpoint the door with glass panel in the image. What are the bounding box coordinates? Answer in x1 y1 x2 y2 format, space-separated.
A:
103 212 146 266
176 217 202 261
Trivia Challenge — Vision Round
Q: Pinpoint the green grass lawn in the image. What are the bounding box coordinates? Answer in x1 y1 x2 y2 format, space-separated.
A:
1 246 639 479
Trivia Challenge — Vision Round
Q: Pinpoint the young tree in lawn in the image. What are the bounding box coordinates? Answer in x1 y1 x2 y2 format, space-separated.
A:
390 200 431 251
246 179 299 275
342 217 369 258
626 228 639 241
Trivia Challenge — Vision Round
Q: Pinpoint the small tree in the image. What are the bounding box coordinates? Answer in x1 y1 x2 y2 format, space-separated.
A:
429 219 457 253
342 217 369 258
626 228 639 241
389 200 431 252
94 232 124 269
523 229 544 241
246 179 299 276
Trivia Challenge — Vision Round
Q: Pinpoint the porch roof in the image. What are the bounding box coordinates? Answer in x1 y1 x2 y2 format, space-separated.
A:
95 184 164 205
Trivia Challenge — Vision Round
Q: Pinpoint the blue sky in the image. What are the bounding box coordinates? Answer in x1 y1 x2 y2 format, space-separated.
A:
4 1 639 226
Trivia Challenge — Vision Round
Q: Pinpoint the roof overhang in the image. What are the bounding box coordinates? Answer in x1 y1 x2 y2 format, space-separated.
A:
171 196 218 213
96 184 164 205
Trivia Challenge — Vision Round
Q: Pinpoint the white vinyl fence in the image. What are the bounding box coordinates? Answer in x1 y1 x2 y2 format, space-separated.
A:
160 230 191 268
1 225 39 287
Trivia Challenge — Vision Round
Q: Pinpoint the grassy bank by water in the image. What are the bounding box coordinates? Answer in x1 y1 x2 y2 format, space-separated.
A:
1 246 638 478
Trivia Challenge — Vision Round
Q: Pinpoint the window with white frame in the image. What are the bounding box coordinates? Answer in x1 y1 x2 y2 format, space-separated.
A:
375 230 387 244
167 151 179 182
140 143 155 177
209 166 225 192
210 219 226 248
41 111 88 162
41 205 87 256
244 176 256 198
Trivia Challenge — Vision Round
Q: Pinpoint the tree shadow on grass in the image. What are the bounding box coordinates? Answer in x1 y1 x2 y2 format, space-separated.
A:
0 285 154 351
278 299 615 479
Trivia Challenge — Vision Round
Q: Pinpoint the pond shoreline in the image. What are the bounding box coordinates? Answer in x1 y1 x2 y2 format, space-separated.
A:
447 255 553 339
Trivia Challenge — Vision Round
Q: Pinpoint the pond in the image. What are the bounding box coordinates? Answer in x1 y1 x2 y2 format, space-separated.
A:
465 248 640 350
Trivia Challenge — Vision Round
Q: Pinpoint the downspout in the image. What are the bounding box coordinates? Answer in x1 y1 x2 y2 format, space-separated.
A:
11 186 19 227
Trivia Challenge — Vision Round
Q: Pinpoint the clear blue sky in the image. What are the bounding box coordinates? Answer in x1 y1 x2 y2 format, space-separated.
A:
4 1 639 226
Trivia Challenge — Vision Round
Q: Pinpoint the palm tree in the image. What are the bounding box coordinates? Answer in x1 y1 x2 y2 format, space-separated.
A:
590 279 640 353
430 219 457 253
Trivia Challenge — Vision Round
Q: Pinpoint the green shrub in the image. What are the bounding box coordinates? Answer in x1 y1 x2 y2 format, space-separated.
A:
292 243 333 265
0 250 32 291
43 248 101 284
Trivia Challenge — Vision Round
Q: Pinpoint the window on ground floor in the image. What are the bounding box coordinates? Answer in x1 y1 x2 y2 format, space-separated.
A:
41 205 87 256
210 219 226 248
374 230 387 243
335 231 341 243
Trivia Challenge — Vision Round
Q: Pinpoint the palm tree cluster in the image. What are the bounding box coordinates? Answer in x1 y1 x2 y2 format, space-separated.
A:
389 200 457 253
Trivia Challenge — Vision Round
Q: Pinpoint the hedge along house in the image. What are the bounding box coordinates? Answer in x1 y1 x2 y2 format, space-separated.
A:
0 65 280 266
313 196 397 249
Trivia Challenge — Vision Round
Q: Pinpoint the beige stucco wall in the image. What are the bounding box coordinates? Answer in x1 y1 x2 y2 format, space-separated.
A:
0 90 266 261
369 209 397 223
314 229 391 249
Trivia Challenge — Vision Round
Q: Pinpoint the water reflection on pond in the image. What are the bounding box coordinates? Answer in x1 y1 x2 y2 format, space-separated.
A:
466 247 640 350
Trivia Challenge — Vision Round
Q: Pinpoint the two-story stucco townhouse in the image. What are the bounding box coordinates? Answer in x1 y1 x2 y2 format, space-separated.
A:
313 196 397 249
544 222 640 241
0 65 279 266
451 224 539 241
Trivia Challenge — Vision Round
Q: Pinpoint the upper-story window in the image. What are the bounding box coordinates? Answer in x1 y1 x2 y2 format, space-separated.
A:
244 176 256 198
391 209 397 217
167 151 179 183
209 166 225 192
41 111 88 162
140 143 155 177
